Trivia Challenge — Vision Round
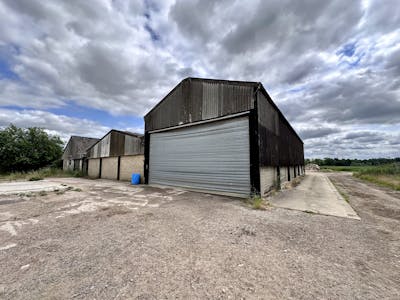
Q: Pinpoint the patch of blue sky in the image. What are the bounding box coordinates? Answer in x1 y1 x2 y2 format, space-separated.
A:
0 58 18 80
47 101 144 129
338 51 365 69
337 42 357 57
288 86 307 93
0 102 144 132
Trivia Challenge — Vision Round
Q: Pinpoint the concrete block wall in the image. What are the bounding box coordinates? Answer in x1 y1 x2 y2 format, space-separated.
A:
87 155 144 183
280 166 288 183
88 158 100 178
101 157 118 180
259 167 277 195
119 155 144 183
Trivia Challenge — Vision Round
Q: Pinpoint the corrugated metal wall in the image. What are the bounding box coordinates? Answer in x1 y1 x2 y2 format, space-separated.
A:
257 90 304 167
149 116 251 196
145 78 255 131
88 131 144 158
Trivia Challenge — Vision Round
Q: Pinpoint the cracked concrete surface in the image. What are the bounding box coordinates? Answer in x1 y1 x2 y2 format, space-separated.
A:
269 172 360 220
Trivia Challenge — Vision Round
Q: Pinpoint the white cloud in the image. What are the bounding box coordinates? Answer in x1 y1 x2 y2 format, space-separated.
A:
0 0 399 158
0 108 110 143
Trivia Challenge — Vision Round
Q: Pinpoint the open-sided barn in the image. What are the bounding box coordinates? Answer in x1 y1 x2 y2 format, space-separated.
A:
86 129 144 182
144 77 304 197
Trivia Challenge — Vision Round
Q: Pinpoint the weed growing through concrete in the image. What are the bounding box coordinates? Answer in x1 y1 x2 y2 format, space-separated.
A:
38 191 47 196
246 195 265 210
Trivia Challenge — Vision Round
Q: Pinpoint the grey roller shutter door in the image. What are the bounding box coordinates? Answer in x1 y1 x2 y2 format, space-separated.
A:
149 116 250 196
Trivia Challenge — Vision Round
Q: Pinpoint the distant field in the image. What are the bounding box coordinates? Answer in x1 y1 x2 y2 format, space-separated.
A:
321 164 400 191
320 165 369 172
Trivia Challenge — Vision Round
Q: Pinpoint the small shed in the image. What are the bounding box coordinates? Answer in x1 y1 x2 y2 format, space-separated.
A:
144 77 304 197
86 129 144 182
62 136 99 171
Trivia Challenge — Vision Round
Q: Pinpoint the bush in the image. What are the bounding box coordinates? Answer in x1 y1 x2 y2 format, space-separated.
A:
0 124 63 173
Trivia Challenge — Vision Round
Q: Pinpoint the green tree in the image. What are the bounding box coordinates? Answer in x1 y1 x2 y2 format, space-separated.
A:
0 124 63 173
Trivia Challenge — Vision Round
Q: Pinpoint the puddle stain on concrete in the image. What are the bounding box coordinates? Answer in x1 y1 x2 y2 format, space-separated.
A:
0 243 17 251
0 219 39 236
53 189 182 218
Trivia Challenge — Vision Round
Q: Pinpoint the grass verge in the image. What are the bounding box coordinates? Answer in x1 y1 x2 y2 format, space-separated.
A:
0 167 84 181
323 163 400 191
331 181 350 203
354 174 400 191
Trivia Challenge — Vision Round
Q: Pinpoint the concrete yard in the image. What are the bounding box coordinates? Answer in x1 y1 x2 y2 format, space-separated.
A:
0 175 399 299
269 172 360 220
0 180 67 195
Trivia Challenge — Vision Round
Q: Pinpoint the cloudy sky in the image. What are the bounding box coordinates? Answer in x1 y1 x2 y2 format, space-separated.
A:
0 0 399 158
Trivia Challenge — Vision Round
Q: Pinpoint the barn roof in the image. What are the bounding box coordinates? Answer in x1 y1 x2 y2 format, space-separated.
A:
62 136 99 160
144 77 302 143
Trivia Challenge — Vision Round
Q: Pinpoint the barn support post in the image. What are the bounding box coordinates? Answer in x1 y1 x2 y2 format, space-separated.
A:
117 156 121 180
249 106 260 196
99 158 102 179
144 132 150 184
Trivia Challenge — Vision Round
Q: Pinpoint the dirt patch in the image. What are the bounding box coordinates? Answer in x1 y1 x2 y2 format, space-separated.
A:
0 177 399 299
98 206 133 217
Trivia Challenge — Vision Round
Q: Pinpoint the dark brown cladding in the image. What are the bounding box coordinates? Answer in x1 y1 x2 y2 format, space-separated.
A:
257 90 304 166
145 78 255 132
145 77 304 167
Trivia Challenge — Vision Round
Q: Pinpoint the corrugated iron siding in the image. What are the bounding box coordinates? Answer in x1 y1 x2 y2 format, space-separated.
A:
124 135 144 155
257 90 304 166
258 91 280 166
145 79 255 131
88 132 144 158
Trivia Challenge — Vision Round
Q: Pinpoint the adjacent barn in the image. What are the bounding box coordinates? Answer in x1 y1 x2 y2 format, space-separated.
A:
144 77 304 197
86 129 144 182
62 136 99 172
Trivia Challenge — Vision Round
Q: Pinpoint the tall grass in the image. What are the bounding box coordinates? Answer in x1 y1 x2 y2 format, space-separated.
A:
322 163 400 191
353 163 400 191
0 168 84 181
356 163 400 176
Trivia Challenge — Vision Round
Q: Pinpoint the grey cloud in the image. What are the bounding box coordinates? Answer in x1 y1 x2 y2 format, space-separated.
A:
343 131 385 143
0 0 399 159
169 0 218 42
282 55 322 84
221 0 362 55
364 0 400 33
299 127 341 140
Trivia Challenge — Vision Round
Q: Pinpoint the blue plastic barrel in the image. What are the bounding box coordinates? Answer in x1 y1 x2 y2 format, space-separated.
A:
131 173 141 185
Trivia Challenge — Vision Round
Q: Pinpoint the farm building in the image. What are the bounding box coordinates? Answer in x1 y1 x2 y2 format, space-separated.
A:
86 129 144 181
62 136 99 171
144 77 304 197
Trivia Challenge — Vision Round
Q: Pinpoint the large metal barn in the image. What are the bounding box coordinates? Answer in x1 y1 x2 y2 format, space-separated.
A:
144 78 304 197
